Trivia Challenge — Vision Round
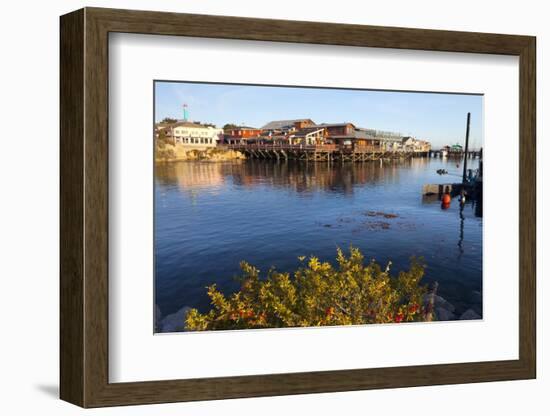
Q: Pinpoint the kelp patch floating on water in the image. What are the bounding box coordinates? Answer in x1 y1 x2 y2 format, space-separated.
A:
363 211 399 219
316 210 411 233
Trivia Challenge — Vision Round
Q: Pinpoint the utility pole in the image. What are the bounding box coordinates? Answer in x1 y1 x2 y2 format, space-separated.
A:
462 112 471 184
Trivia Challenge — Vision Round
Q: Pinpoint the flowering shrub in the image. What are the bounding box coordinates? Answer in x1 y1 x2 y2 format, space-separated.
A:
185 247 431 331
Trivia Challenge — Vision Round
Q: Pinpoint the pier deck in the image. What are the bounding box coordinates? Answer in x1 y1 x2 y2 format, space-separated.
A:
225 144 426 162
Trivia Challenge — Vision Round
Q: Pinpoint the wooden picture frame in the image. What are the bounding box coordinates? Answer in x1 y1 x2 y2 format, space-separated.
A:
60 7 536 408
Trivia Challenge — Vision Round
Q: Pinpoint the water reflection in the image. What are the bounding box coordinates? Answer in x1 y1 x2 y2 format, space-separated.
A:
156 161 226 192
155 157 483 320
156 158 417 196
458 203 465 255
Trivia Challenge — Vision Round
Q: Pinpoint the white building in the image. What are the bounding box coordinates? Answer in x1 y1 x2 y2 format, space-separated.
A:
170 122 223 148
402 136 431 152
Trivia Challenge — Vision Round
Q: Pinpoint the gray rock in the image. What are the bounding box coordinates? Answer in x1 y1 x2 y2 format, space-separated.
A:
159 306 191 332
459 309 482 320
435 307 456 321
468 290 482 304
154 304 162 330
471 304 483 316
423 294 455 313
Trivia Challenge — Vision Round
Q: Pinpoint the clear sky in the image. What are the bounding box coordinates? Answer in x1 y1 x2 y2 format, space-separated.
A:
155 81 483 149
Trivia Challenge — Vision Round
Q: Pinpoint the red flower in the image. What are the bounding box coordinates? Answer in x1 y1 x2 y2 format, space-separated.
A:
394 313 404 323
325 307 335 316
409 304 419 314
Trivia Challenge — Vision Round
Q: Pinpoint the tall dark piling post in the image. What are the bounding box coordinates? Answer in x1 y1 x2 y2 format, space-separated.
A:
462 112 471 184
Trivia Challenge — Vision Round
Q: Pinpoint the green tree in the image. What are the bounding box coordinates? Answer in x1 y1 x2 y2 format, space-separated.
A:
162 117 177 124
223 123 240 131
186 247 430 331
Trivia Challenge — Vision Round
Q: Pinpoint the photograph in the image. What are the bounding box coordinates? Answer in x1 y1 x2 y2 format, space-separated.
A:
153 81 484 333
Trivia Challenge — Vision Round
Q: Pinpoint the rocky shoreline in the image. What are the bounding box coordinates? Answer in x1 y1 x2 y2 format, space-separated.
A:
155 144 245 163
155 304 191 333
424 292 482 322
155 290 482 333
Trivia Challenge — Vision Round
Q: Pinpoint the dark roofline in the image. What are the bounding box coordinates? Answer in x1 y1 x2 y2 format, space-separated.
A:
225 126 260 130
261 118 315 129
171 122 208 128
315 122 357 128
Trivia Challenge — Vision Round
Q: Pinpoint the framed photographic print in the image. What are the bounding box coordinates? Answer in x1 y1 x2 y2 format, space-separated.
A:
60 7 536 408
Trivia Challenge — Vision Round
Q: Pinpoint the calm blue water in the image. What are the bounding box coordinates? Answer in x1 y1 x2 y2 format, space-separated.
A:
155 157 482 320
